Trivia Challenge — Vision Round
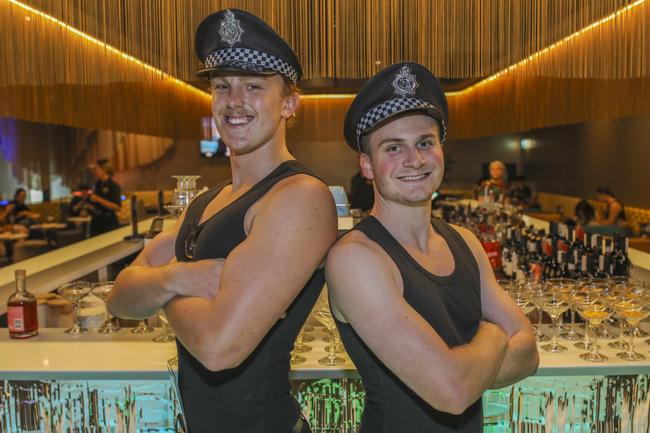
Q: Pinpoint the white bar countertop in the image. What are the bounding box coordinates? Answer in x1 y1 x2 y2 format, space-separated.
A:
0 219 156 314
1 325 649 381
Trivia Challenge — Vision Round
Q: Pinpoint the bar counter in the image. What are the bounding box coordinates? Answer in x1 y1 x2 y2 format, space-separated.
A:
2 325 650 381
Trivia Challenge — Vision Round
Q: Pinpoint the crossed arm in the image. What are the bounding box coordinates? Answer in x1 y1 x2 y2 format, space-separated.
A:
109 176 337 371
454 225 539 389
326 235 511 416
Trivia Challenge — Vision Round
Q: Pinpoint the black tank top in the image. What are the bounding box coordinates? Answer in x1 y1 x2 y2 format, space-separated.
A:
174 160 325 433
335 216 483 433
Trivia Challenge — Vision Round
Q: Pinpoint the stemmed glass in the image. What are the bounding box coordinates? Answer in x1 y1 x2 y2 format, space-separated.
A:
592 279 616 340
616 304 649 361
91 281 121 334
131 319 154 334
548 278 582 341
540 296 570 353
609 298 635 350
314 295 345 366
152 310 176 343
57 281 92 336
523 282 551 342
579 301 613 362
573 294 598 351
293 327 313 354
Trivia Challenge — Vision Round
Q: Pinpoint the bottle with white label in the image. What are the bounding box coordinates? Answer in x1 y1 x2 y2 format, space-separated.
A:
7 269 39 339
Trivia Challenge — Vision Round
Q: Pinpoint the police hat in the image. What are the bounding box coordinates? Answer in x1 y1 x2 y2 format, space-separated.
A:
344 62 448 152
195 9 303 85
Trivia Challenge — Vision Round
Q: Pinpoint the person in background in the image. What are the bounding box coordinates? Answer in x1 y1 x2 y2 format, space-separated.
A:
89 160 122 235
349 170 374 213
1 188 40 228
593 186 626 226
477 160 509 202
573 199 595 226
68 183 96 217
327 62 538 432
508 175 532 207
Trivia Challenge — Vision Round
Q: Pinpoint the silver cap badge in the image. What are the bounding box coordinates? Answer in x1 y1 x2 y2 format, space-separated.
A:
219 10 244 47
391 65 418 97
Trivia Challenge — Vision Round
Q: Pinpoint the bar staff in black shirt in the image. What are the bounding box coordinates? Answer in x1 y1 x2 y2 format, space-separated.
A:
326 63 539 432
89 160 122 235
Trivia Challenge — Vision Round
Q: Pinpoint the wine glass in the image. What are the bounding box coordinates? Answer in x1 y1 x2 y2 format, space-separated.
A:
616 304 649 361
314 295 345 366
57 282 92 336
608 297 635 350
579 301 613 362
293 328 313 354
290 350 307 365
540 297 570 353
548 278 582 341
590 280 616 340
152 311 176 343
573 294 598 351
131 319 154 334
91 281 121 334
523 282 551 343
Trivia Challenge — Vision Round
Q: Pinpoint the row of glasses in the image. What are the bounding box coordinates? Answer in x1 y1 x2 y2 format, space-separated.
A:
56 281 172 342
507 276 650 362
314 293 345 367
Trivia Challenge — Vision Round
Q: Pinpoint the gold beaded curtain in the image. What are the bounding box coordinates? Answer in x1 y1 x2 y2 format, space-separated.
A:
6 0 646 82
1 0 649 145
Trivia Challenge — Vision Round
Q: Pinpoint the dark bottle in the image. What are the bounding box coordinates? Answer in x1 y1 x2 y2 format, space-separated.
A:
7 270 39 339
612 235 631 276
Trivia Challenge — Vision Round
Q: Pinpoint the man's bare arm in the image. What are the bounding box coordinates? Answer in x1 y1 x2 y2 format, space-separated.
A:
326 235 509 416
108 215 223 319
455 225 539 388
164 176 338 371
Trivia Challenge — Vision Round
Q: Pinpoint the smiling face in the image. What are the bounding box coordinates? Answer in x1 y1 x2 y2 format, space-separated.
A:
209 74 299 156
360 113 444 207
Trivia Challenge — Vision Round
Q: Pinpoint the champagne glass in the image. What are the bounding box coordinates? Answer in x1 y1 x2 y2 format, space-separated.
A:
293 328 313 354
91 281 121 334
540 297 570 352
131 319 154 334
616 305 649 361
57 281 92 335
314 295 345 366
153 310 176 343
574 296 598 351
579 302 613 362
290 350 307 365
524 283 551 342
592 280 616 340
548 278 582 341
609 298 634 350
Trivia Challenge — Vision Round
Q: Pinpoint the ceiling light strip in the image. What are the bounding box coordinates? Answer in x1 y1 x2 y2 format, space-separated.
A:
6 0 210 100
447 0 646 96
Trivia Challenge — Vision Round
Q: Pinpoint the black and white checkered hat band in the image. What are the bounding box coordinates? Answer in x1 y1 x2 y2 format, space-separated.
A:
205 48 298 84
355 97 445 150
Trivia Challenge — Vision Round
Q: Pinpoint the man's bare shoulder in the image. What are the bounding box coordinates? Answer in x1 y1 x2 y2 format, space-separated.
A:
327 229 393 276
263 173 334 213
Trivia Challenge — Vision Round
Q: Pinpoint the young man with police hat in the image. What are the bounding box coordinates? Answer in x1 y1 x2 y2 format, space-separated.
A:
326 62 538 432
109 9 336 433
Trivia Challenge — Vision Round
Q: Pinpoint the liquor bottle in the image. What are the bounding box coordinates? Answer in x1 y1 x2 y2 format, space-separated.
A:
592 253 609 279
611 235 630 276
7 270 38 339
501 227 515 279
